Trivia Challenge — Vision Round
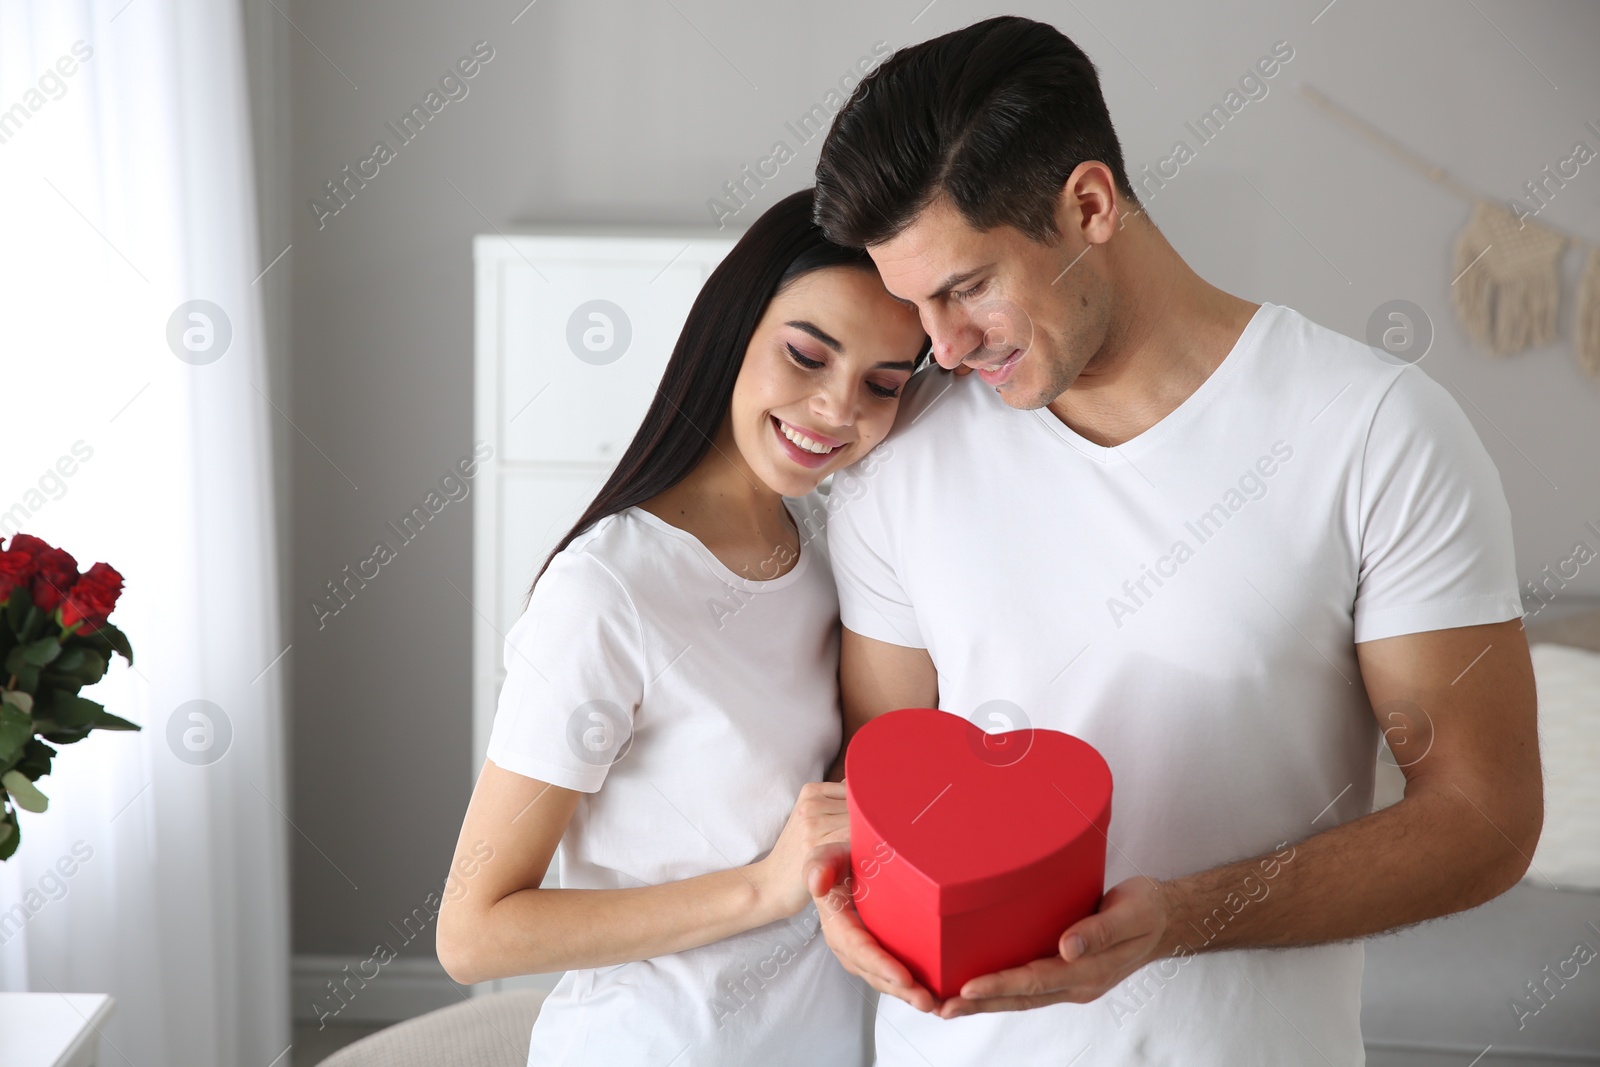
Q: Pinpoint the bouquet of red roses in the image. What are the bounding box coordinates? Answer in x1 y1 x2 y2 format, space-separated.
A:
0 533 138 860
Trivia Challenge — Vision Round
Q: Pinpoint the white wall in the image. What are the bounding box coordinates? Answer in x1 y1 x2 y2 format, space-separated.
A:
283 0 1600 963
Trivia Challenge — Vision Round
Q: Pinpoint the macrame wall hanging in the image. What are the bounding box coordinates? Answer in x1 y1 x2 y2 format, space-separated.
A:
1302 85 1600 381
1581 247 1600 380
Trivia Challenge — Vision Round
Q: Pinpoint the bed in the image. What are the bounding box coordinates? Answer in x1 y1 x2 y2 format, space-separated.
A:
1361 602 1600 1066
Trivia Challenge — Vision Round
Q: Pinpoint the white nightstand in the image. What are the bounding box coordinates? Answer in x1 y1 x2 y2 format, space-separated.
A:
0 993 115 1067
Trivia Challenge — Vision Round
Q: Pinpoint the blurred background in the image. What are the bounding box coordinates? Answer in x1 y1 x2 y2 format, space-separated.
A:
1 1 1597 1065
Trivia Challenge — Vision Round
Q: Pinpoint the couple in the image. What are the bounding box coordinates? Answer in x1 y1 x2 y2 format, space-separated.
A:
438 15 1540 1066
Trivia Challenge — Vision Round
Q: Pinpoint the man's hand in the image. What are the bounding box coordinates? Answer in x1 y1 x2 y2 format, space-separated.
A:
805 841 943 1013
937 876 1172 1018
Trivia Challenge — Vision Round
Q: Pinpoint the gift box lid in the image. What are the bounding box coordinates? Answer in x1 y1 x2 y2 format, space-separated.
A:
846 707 1113 915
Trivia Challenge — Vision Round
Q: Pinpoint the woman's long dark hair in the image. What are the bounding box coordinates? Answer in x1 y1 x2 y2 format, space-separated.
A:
527 187 891 599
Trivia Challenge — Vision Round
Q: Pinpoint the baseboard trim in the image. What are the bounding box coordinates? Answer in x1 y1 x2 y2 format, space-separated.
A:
292 955 563 1026
292 954 470 1025
1365 1038 1600 1063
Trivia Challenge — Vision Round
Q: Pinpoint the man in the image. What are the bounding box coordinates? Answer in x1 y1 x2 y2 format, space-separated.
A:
803 15 1541 1066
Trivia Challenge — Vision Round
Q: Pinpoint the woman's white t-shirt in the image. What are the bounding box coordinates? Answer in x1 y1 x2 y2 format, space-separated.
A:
485 491 869 1067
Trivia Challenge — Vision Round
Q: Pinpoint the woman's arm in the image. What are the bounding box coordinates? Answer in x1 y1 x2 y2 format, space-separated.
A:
436 759 846 985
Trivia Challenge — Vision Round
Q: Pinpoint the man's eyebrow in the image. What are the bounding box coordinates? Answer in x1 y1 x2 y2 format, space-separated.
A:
786 320 844 352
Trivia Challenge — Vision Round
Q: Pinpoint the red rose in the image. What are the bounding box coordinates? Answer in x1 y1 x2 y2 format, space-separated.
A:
0 554 30 603
59 563 125 634
29 545 79 614
4 534 53 558
0 533 52 603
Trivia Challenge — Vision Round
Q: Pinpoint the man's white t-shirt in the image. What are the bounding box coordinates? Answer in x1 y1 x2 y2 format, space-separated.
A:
826 303 1522 1067
485 492 871 1067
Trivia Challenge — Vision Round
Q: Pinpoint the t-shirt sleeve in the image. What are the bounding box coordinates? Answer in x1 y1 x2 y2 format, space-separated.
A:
825 460 927 649
1352 368 1523 644
485 549 645 792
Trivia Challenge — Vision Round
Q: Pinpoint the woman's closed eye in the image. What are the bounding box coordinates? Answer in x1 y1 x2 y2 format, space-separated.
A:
786 342 824 370
787 343 904 400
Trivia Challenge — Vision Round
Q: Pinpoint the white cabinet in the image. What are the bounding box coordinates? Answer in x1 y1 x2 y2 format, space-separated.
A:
469 231 734 997
495 253 721 465
470 232 735 770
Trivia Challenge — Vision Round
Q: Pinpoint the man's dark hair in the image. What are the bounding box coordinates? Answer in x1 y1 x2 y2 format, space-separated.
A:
814 15 1138 248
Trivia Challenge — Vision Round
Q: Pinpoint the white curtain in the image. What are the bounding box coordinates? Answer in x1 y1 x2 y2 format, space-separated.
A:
0 1 291 1065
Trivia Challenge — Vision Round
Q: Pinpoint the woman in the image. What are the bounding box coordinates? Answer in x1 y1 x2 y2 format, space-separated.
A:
436 188 928 1065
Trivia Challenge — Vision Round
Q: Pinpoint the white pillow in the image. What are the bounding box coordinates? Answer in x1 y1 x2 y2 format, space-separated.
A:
1369 642 1600 892
1524 643 1600 891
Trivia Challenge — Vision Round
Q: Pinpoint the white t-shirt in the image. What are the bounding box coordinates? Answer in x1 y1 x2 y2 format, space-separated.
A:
485 492 871 1066
826 303 1522 1067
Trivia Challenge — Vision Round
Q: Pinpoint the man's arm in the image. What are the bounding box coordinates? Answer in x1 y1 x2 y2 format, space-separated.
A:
940 617 1543 1017
824 626 938 780
810 627 944 1009
842 624 938 741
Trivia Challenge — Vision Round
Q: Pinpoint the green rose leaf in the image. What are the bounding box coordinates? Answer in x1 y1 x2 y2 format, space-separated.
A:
9 665 38 694
90 709 141 732
17 606 43 644
15 739 54 780
20 637 61 668
2 770 48 813
49 693 103 728
73 623 133 667
41 649 108 693
4 585 31 634
5 638 59 675
0 813 17 861
0 705 31 765
1 689 33 714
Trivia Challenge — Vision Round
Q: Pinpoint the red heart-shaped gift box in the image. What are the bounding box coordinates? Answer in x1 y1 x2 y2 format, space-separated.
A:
844 707 1113 999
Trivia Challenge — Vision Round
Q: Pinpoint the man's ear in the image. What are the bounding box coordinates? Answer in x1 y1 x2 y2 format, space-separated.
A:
1056 161 1121 246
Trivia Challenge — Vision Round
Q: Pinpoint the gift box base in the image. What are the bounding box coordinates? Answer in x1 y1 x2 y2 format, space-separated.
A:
854 840 1104 999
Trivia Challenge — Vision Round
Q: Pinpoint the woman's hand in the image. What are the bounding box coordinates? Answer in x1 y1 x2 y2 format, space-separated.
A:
750 781 851 920
805 840 943 1012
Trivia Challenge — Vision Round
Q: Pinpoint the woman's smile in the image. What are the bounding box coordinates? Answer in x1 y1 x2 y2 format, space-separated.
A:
772 415 846 469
